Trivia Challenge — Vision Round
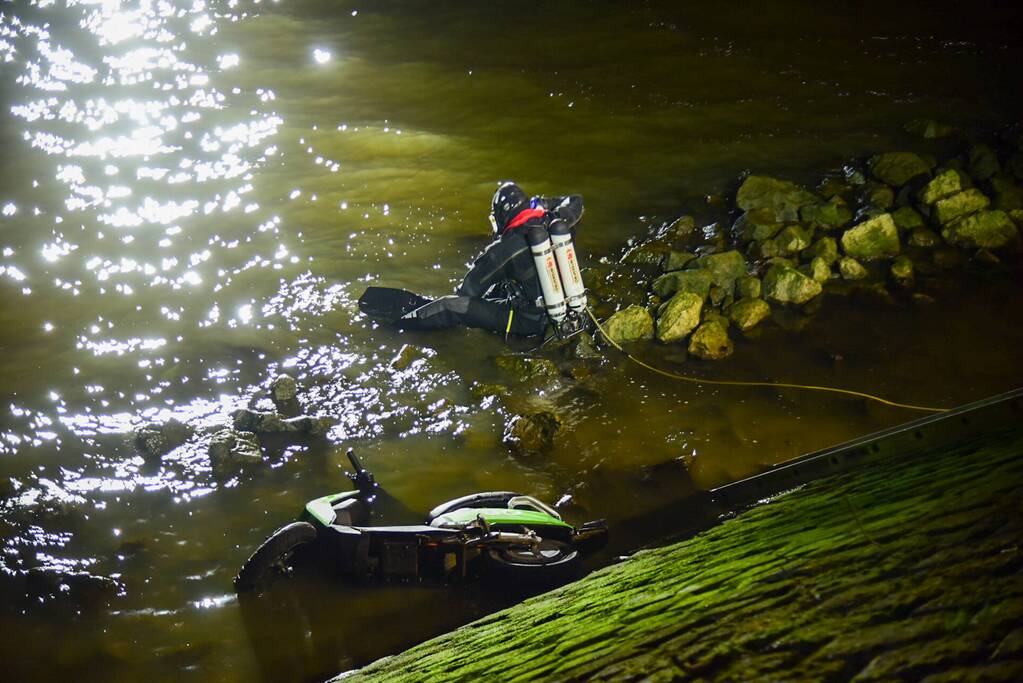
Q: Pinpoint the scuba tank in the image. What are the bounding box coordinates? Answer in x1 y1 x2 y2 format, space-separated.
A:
527 226 567 324
548 218 586 314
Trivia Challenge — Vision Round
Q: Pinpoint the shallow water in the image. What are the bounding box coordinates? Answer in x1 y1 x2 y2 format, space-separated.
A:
0 0 1022 680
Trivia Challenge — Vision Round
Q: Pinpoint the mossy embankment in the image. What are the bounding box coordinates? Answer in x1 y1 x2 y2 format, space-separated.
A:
340 424 1023 682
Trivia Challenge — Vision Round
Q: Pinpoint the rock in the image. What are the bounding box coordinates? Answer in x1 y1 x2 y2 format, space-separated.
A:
890 255 915 288
586 268 646 309
973 249 1001 266
664 215 697 241
858 182 895 210
839 257 868 280
891 206 925 231
133 418 193 460
470 382 510 399
600 305 654 345
735 175 818 222
802 256 831 284
687 321 733 360
817 176 853 199
908 228 942 248
941 210 1019 249
232 408 333 435
802 236 839 265
762 264 823 305
933 189 991 225
727 298 771 331
621 240 671 267
967 144 1000 181
209 428 263 476
841 213 900 260
570 331 602 360
702 309 730 330
655 292 702 343
687 250 749 294
989 174 1023 211
732 209 785 242
843 164 867 185
390 345 424 371
932 247 966 270
708 285 728 308
903 118 954 139
651 269 713 299
503 412 561 456
772 225 813 256
868 152 931 187
270 374 297 402
917 169 962 205
736 275 761 299
800 197 851 229
662 250 696 273
1010 209 1023 229
494 355 560 382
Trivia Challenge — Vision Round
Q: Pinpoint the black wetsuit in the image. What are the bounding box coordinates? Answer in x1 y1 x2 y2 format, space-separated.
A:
397 195 584 336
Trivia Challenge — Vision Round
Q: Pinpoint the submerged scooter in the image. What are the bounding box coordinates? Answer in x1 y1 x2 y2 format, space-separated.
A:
234 450 608 592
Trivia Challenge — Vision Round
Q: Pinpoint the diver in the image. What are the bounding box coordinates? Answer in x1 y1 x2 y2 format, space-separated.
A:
359 182 586 339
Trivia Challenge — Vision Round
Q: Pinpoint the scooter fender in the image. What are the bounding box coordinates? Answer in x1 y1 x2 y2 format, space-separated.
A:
304 490 363 527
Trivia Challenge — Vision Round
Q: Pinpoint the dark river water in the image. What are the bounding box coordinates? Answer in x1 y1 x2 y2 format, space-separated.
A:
1 0 1022 680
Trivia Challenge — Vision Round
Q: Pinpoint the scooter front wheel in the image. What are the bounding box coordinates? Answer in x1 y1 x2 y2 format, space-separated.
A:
483 538 580 584
234 521 318 593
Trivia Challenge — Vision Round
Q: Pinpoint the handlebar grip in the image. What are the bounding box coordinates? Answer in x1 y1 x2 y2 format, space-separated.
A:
346 448 363 473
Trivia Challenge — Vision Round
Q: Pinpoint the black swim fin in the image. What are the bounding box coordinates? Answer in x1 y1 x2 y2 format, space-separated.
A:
358 287 432 322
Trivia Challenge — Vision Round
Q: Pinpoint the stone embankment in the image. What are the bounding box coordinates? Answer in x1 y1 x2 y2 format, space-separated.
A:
340 423 1023 682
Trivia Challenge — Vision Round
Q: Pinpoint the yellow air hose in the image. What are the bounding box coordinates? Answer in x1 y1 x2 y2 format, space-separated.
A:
584 307 949 414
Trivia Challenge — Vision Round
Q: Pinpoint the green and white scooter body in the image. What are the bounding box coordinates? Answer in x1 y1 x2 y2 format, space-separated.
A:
430 506 572 530
304 490 362 527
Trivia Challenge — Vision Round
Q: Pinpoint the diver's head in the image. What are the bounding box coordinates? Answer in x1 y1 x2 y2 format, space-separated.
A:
489 181 529 236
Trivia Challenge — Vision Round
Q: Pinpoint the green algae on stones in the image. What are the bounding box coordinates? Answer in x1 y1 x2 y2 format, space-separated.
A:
662 250 696 273
802 256 832 284
503 411 561 456
890 255 915 288
600 305 654 344
839 256 868 280
772 225 813 256
841 213 900 260
736 175 818 222
802 236 839 265
800 197 852 229
727 297 771 331
908 228 942 248
652 268 713 299
494 355 560 382
733 208 787 242
687 320 733 360
762 264 823 305
656 291 703 343
891 206 926 230
933 189 991 225
736 275 762 300
687 250 749 293
941 210 1019 249
868 152 932 187
917 169 962 205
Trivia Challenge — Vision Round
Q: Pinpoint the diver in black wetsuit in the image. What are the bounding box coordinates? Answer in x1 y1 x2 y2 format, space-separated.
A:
395 181 584 337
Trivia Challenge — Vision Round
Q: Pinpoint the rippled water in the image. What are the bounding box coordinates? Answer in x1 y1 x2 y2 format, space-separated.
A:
1 0 1021 680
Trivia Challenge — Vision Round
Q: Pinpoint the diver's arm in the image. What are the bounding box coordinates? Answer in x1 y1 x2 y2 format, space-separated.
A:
534 195 584 228
455 240 508 297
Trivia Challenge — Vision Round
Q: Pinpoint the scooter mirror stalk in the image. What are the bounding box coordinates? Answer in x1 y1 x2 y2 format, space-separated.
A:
345 448 377 493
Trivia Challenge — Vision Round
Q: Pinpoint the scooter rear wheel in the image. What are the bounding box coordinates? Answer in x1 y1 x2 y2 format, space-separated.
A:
235 521 318 593
483 538 580 584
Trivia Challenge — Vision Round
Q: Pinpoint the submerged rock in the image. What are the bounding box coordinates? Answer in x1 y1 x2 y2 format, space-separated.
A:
762 265 822 305
656 292 703 343
772 225 813 256
687 250 749 294
839 256 869 280
841 213 900 260
891 206 926 231
661 250 696 273
390 345 425 371
802 236 839 266
968 143 1000 181
732 209 785 242
941 210 1019 248
25 568 121 610
868 152 931 187
989 173 1023 211
503 412 561 456
727 298 771 331
908 228 942 248
134 418 193 460
890 255 915 288
802 256 831 284
917 169 962 205
687 321 733 360
736 275 761 300
800 196 852 230
600 305 654 345
736 175 818 222
903 118 954 139
494 355 560 382
209 429 263 476
652 269 712 299
269 373 301 416
232 408 333 435
933 189 990 225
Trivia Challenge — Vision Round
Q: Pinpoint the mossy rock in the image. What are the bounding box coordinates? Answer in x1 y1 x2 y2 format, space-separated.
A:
732 209 786 243
652 269 713 299
858 182 895 210
662 250 697 273
917 169 962 205
655 292 703 344
890 255 915 288
621 240 671 267
736 175 818 222
687 321 733 360
800 197 852 229
502 412 561 456
802 236 839 266
772 225 813 256
494 355 560 382
933 189 991 226
687 250 749 293
903 118 954 139
839 256 868 280
762 264 823 305
841 213 900 260
890 206 925 231
736 275 761 300
600 305 654 345
941 210 1019 249
727 298 771 332
663 215 697 241
868 152 932 187
801 256 831 284
967 143 1000 181
908 228 942 248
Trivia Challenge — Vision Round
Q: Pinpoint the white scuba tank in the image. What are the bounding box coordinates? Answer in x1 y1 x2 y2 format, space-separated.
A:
548 218 587 314
526 226 567 323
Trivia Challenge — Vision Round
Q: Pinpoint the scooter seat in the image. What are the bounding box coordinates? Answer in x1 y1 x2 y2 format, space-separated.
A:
425 491 521 523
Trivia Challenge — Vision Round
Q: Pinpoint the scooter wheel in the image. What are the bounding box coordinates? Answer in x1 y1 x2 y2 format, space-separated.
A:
483 538 580 584
234 521 318 593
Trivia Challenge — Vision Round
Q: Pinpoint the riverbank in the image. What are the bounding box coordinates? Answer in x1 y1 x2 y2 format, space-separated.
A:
339 420 1023 681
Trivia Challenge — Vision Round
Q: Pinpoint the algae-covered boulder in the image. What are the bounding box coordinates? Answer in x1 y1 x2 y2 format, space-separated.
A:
736 275 761 299
868 152 931 187
903 118 954 139
891 206 926 231
662 250 696 273
727 298 771 332
890 255 915 288
687 321 733 360
933 189 990 225
772 225 813 256
841 213 900 260
968 143 1000 181
800 197 852 229
503 411 561 456
390 345 425 371
134 418 193 460
652 269 713 299
909 228 942 248
732 209 785 242
941 210 1019 249
858 182 895 210
494 355 560 382
802 256 831 284
802 236 839 265
839 256 868 280
762 264 822 305
687 250 749 293
917 169 962 205
621 240 671 267
656 291 703 343
600 305 654 344
209 428 263 477
736 175 817 222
